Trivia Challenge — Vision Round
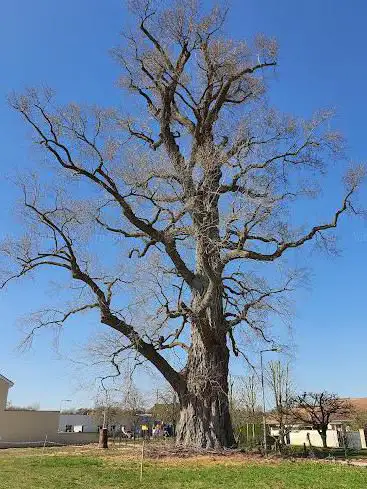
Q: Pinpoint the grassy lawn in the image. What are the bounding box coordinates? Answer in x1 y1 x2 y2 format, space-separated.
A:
0 446 366 489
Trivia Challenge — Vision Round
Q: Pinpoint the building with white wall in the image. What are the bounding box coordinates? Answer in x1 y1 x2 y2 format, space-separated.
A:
0 373 60 445
267 398 367 449
59 414 99 433
0 374 13 411
59 413 134 435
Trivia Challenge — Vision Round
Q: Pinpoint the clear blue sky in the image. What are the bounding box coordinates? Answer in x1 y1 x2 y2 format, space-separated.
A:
1 0 367 409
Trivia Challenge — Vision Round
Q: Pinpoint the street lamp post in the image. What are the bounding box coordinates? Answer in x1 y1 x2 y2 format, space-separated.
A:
59 399 72 413
59 399 72 434
260 348 279 455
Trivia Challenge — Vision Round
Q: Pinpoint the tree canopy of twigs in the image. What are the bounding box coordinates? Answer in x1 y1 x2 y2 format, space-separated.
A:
2 0 365 448
266 360 293 448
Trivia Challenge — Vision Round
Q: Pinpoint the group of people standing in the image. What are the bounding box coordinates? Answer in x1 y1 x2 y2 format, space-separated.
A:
151 423 174 438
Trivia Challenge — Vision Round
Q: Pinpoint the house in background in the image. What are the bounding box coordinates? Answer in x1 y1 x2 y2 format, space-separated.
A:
59 413 134 436
59 414 98 433
329 398 367 430
0 373 99 447
268 397 367 449
0 372 60 445
0 374 14 411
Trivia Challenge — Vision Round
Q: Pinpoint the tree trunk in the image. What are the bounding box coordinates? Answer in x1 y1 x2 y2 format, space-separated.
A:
174 225 235 449
319 429 328 448
98 428 108 449
278 423 285 451
176 324 236 449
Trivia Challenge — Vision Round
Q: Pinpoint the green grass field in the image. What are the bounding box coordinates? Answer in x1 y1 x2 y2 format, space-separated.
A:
0 446 366 489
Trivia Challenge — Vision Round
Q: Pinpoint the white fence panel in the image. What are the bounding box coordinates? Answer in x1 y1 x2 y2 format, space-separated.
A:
346 431 362 449
288 429 339 448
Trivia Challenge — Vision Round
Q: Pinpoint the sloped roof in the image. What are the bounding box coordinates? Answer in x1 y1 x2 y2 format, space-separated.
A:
349 398 367 411
0 374 14 387
267 397 367 425
330 398 367 421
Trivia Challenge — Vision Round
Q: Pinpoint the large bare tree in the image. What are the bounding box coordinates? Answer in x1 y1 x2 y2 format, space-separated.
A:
2 1 364 448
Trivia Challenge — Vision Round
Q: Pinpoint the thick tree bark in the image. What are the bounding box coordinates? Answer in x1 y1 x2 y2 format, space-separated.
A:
176 391 235 449
176 323 236 449
279 423 286 448
319 429 328 448
98 428 108 449
173 228 236 449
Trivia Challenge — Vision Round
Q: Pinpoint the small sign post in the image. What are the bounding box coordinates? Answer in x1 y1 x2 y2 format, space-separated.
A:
140 439 145 482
